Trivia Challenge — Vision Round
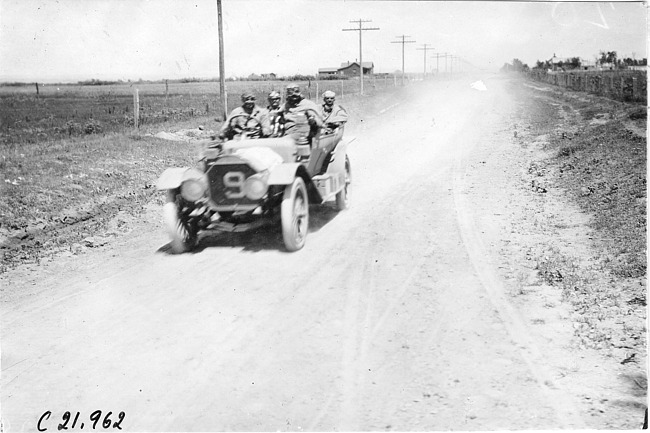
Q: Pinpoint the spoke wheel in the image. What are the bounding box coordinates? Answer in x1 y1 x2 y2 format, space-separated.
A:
163 193 198 254
335 155 351 211
281 177 309 252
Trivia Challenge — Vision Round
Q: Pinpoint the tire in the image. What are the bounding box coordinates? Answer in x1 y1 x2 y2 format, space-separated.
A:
281 177 309 252
335 155 351 211
163 197 198 254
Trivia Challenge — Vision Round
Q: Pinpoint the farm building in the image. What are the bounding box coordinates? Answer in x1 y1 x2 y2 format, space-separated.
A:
317 61 375 78
318 67 340 77
339 61 374 77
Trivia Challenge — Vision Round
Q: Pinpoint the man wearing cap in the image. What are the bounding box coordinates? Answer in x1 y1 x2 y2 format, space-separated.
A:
320 90 348 133
219 92 271 140
279 84 323 144
266 91 283 137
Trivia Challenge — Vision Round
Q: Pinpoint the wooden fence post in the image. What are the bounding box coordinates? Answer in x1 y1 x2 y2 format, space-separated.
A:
340 80 344 98
632 76 639 101
133 88 139 129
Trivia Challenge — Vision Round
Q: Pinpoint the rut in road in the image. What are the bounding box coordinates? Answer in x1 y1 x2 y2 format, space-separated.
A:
325 164 453 430
451 113 586 428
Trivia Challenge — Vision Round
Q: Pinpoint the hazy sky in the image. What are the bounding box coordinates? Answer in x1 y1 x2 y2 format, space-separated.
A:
0 0 646 82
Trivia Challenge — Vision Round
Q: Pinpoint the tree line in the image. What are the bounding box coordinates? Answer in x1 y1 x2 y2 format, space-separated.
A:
502 50 647 73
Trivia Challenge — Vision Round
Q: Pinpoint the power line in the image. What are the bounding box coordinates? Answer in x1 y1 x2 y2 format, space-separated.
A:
342 19 379 95
391 35 416 85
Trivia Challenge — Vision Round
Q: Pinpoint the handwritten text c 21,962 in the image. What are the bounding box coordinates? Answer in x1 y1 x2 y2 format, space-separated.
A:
37 411 125 431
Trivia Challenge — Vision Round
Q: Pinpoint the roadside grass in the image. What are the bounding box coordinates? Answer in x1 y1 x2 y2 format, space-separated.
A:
0 131 200 273
521 82 647 354
552 118 646 279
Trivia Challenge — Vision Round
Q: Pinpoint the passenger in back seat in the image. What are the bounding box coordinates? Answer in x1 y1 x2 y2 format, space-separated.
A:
320 90 348 133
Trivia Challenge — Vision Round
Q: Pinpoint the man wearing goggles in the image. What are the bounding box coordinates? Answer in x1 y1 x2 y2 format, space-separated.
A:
279 84 323 144
266 91 283 136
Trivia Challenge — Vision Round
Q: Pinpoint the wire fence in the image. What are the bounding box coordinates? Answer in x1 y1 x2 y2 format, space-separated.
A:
526 69 647 103
0 77 410 145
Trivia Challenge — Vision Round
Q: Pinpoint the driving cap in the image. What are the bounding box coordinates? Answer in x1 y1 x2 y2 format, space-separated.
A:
286 84 301 93
241 92 256 102
268 91 281 99
322 90 336 98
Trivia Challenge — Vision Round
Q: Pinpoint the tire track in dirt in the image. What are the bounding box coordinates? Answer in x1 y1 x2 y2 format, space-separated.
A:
450 100 587 429
328 157 454 429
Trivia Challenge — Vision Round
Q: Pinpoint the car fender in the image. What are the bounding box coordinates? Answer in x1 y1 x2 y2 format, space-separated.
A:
326 137 355 175
156 167 205 190
267 163 306 186
268 163 322 203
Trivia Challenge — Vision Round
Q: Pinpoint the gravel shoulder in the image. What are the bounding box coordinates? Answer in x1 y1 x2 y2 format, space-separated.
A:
457 76 646 428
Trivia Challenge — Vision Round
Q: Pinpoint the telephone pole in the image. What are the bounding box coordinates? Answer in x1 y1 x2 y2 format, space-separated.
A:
391 35 416 86
431 52 446 76
416 44 433 79
442 53 451 76
342 19 379 95
217 0 226 119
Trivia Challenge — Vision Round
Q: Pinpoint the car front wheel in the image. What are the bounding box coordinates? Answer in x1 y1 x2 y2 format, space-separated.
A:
281 177 309 252
163 193 198 254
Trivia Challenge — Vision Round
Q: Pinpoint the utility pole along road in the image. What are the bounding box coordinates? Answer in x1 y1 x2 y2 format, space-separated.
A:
3 78 612 431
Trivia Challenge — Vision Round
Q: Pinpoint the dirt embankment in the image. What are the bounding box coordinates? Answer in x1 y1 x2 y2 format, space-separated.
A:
517 82 646 355
477 77 647 425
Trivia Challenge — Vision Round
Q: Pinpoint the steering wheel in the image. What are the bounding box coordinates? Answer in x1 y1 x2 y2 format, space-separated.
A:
228 114 263 138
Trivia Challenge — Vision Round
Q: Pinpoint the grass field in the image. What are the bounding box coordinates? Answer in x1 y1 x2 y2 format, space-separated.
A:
0 78 399 146
0 77 408 272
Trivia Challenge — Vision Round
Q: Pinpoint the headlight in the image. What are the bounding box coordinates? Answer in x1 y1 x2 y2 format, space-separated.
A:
243 174 268 200
181 178 207 202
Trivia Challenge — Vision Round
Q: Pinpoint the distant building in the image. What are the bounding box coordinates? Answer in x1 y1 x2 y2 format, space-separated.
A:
318 67 340 77
579 59 597 71
550 54 569 71
317 61 375 78
338 61 374 77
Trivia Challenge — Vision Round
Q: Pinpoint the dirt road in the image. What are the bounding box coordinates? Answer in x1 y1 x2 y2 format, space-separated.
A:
1 77 644 430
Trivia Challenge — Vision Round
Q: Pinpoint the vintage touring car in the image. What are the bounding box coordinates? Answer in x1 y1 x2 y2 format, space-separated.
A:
156 114 353 252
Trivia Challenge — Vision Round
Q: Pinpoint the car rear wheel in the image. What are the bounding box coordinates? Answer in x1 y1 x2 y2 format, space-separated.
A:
281 177 309 251
335 155 351 211
163 193 198 254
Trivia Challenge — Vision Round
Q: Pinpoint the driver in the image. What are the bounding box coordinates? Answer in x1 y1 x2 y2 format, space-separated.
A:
279 84 323 144
218 92 271 140
320 90 348 132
